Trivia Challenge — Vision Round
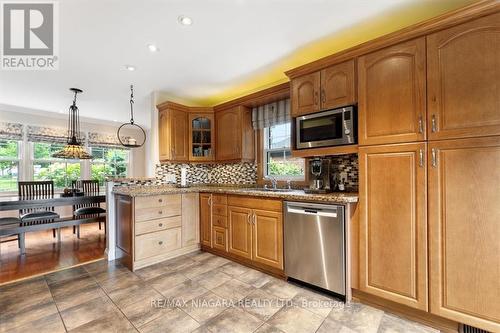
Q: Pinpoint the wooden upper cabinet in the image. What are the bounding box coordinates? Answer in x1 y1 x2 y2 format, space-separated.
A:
170 109 189 161
291 72 320 116
200 193 212 247
228 206 253 259
252 209 283 269
427 13 500 141
158 109 170 161
189 113 215 162
320 60 356 110
215 106 255 162
428 136 500 332
358 38 426 146
359 142 428 310
157 105 189 162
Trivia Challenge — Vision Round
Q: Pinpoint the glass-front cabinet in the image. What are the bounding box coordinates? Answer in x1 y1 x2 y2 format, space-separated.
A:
189 113 215 161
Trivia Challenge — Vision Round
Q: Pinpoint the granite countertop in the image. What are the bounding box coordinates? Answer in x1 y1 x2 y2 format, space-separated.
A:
112 184 358 204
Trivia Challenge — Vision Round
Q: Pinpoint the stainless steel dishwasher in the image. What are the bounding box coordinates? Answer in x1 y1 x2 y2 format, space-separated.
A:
284 201 346 297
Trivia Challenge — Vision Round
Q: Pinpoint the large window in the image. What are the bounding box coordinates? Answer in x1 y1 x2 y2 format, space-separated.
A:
91 147 129 185
32 142 81 188
263 123 304 180
0 140 20 192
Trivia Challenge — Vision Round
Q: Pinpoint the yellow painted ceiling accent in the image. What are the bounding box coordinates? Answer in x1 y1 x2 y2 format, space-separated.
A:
188 0 477 107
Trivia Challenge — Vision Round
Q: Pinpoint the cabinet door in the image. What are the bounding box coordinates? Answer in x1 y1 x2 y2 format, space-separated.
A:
252 210 283 269
427 13 500 140
428 137 500 332
216 109 241 161
182 193 199 247
358 38 426 145
158 110 170 161
320 60 356 110
189 113 215 161
170 109 189 161
291 72 320 116
228 206 253 259
200 194 212 247
359 142 428 310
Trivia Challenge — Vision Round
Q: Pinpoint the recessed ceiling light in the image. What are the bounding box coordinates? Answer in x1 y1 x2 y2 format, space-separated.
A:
147 44 159 52
178 15 192 26
125 65 136 71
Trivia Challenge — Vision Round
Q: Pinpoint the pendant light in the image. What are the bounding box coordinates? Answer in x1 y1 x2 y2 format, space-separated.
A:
117 85 146 148
52 88 92 159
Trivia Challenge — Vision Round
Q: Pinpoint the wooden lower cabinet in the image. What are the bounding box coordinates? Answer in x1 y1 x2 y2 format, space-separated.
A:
359 143 428 311
200 193 212 247
428 137 500 332
201 194 284 273
228 206 253 259
252 209 283 269
115 193 200 271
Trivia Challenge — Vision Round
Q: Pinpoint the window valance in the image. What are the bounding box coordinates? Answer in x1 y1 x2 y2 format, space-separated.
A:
251 98 290 130
27 125 85 144
0 122 23 141
88 132 129 149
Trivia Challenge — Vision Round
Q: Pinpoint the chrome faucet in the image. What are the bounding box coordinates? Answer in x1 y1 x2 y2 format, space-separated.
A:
286 179 292 190
271 177 278 189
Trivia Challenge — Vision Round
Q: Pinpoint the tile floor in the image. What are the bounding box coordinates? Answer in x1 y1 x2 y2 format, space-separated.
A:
0 251 439 333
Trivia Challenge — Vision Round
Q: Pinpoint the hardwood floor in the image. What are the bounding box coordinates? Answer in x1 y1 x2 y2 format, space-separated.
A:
0 224 106 284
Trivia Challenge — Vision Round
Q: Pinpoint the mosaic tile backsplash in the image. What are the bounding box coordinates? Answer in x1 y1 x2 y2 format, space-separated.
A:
156 162 258 185
326 153 359 191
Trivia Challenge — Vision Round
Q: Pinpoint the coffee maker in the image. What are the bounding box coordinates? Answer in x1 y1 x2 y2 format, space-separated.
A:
304 158 332 193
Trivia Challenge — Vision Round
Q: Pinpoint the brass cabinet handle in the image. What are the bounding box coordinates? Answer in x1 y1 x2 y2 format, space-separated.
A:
158 210 163 215
158 198 163 203
431 115 437 133
418 115 423 134
159 223 163 227
253 213 256 225
247 214 251 224
314 91 319 105
158 241 163 245
419 149 424 167
431 148 437 167
208 196 212 206
321 89 326 104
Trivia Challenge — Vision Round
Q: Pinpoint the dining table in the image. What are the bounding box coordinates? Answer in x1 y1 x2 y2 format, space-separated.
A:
0 194 106 237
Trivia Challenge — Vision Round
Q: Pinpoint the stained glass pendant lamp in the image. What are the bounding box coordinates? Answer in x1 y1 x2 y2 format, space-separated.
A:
52 88 92 159
117 85 146 148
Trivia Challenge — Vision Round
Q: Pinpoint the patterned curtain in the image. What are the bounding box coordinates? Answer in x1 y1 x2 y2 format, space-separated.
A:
251 98 290 130
88 132 128 149
26 125 85 144
0 122 23 140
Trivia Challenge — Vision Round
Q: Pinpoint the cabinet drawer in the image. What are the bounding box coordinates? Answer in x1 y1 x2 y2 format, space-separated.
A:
135 204 181 222
135 194 181 209
212 194 227 205
135 228 181 260
135 216 182 236
228 195 282 212
213 226 227 251
212 204 227 216
213 214 227 228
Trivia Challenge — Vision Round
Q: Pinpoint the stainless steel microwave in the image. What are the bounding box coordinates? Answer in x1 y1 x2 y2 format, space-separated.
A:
295 106 357 149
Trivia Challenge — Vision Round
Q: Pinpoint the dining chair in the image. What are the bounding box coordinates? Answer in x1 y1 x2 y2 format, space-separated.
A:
18 181 61 243
0 217 25 254
72 180 106 238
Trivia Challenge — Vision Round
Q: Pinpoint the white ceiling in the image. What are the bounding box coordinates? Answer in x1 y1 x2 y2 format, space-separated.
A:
0 0 417 128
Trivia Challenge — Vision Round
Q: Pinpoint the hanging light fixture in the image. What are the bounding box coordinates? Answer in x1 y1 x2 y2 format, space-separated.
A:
117 85 146 148
52 88 92 159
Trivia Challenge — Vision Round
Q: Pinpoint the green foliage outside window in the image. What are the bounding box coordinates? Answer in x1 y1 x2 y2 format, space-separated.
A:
268 159 304 176
0 140 19 191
